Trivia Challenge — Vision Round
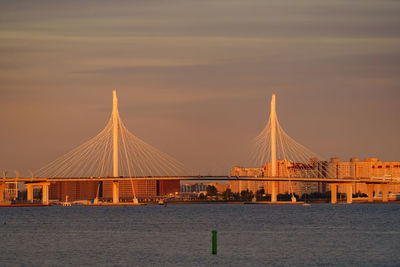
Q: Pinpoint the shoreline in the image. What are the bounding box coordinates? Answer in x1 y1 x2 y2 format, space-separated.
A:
2 200 400 207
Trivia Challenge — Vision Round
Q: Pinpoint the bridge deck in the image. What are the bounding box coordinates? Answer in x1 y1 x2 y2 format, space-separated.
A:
1 176 399 184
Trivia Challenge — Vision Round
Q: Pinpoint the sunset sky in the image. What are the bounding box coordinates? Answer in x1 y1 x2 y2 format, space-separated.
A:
1 0 399 176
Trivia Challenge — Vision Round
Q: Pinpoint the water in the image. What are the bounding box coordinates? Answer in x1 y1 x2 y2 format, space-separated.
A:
0 204 399 266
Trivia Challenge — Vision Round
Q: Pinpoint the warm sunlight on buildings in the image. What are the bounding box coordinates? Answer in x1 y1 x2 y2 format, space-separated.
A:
229 158 400 196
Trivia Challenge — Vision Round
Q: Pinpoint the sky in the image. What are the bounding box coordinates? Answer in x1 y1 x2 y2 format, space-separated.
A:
1 0 399 176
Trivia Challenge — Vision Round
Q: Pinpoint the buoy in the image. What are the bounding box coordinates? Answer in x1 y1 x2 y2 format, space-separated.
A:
212 230 217 255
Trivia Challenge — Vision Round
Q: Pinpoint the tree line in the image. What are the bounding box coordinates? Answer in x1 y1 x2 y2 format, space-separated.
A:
202 185 365 201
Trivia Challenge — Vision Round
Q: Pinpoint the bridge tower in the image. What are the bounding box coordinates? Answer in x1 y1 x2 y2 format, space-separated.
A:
270 94 277 177
34 89 184 204
270 94 278 202
112 90 119 203
112 89 119 178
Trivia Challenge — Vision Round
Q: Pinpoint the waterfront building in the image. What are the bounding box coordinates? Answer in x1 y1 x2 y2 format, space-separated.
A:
158 180 180 196
1 172 18 201
181 183 207 193
207 183 229 193
229 162 323 196
230 166 269 194
328 158 400 194
328 158 400 178
49 181 98 201
229 180 268 194
229 157 400 196
49 180 180 201
4 182 18 201
103 180 157 198
102 180 180 199
228 178 319 196
181 183 228 194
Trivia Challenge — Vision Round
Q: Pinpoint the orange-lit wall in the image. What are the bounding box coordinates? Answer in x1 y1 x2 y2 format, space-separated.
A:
49 181 99 201
158 180 180 196
103 180 158 198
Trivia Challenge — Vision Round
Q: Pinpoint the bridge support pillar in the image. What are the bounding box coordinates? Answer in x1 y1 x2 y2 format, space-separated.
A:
0 183 4 202
346 184 352 204
112 181 119 204
27 184 34 203
42 183 49 205
330 184 337 204
367 184 374 203
382 184 388 203
270 181 277 203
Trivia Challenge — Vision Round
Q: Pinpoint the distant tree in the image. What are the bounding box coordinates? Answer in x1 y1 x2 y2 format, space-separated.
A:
353 192 367 198
222 188 234 200
256 189 265 201
302 192 330 201
240 190 246 200
240 189 254 201
277 193 292 201
206 185 218 196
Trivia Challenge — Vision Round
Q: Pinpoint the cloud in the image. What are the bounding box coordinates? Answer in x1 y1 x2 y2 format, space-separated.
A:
0 0 399 173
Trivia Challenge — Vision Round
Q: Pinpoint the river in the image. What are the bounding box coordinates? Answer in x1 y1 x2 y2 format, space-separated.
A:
0 204 399 266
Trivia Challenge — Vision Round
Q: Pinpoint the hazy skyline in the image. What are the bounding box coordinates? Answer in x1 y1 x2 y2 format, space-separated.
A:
1 0 399 176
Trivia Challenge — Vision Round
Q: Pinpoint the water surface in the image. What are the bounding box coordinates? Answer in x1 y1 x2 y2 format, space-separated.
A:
0 204 399 266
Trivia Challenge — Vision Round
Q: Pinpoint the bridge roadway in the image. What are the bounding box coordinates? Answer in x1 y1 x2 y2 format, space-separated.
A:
1 176 399 205
1 176 400 183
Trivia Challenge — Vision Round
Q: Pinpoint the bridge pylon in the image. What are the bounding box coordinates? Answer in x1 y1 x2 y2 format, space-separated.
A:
251 93 333 203
112 89 119 178
112 90 120 203
270 94 277 177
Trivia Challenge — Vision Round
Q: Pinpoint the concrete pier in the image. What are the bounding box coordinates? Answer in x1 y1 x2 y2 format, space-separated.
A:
26 182 50 204
346 184 353 204
271 181 277 203
27 184 34 203
0 183 4 202
367 184 374 203
330 184 338 204
382 184 388 203
42 183 49 205
112 181 119 204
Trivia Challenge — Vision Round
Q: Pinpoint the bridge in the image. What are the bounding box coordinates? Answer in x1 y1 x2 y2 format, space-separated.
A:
1 91 398 205
2 175 399 204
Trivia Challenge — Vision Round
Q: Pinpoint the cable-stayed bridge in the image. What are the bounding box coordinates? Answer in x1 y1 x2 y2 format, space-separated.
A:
1 91 399 205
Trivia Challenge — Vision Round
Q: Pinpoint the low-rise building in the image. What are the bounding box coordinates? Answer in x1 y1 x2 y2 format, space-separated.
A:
181 183 207 193
229 157 400 196
49 179 180 201
181 183 228 194
328 158 400 194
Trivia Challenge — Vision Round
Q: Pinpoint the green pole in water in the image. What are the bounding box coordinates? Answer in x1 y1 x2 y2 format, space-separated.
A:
212 230 217 254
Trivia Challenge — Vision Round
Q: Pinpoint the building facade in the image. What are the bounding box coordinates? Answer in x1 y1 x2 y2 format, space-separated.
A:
181 183 207 193
49 181 99 201
49 179 180 201
229 157 400 196
328 158 400 194
229 162 325 196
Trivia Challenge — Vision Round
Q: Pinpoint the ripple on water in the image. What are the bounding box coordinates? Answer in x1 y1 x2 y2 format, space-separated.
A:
0 204 399 266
